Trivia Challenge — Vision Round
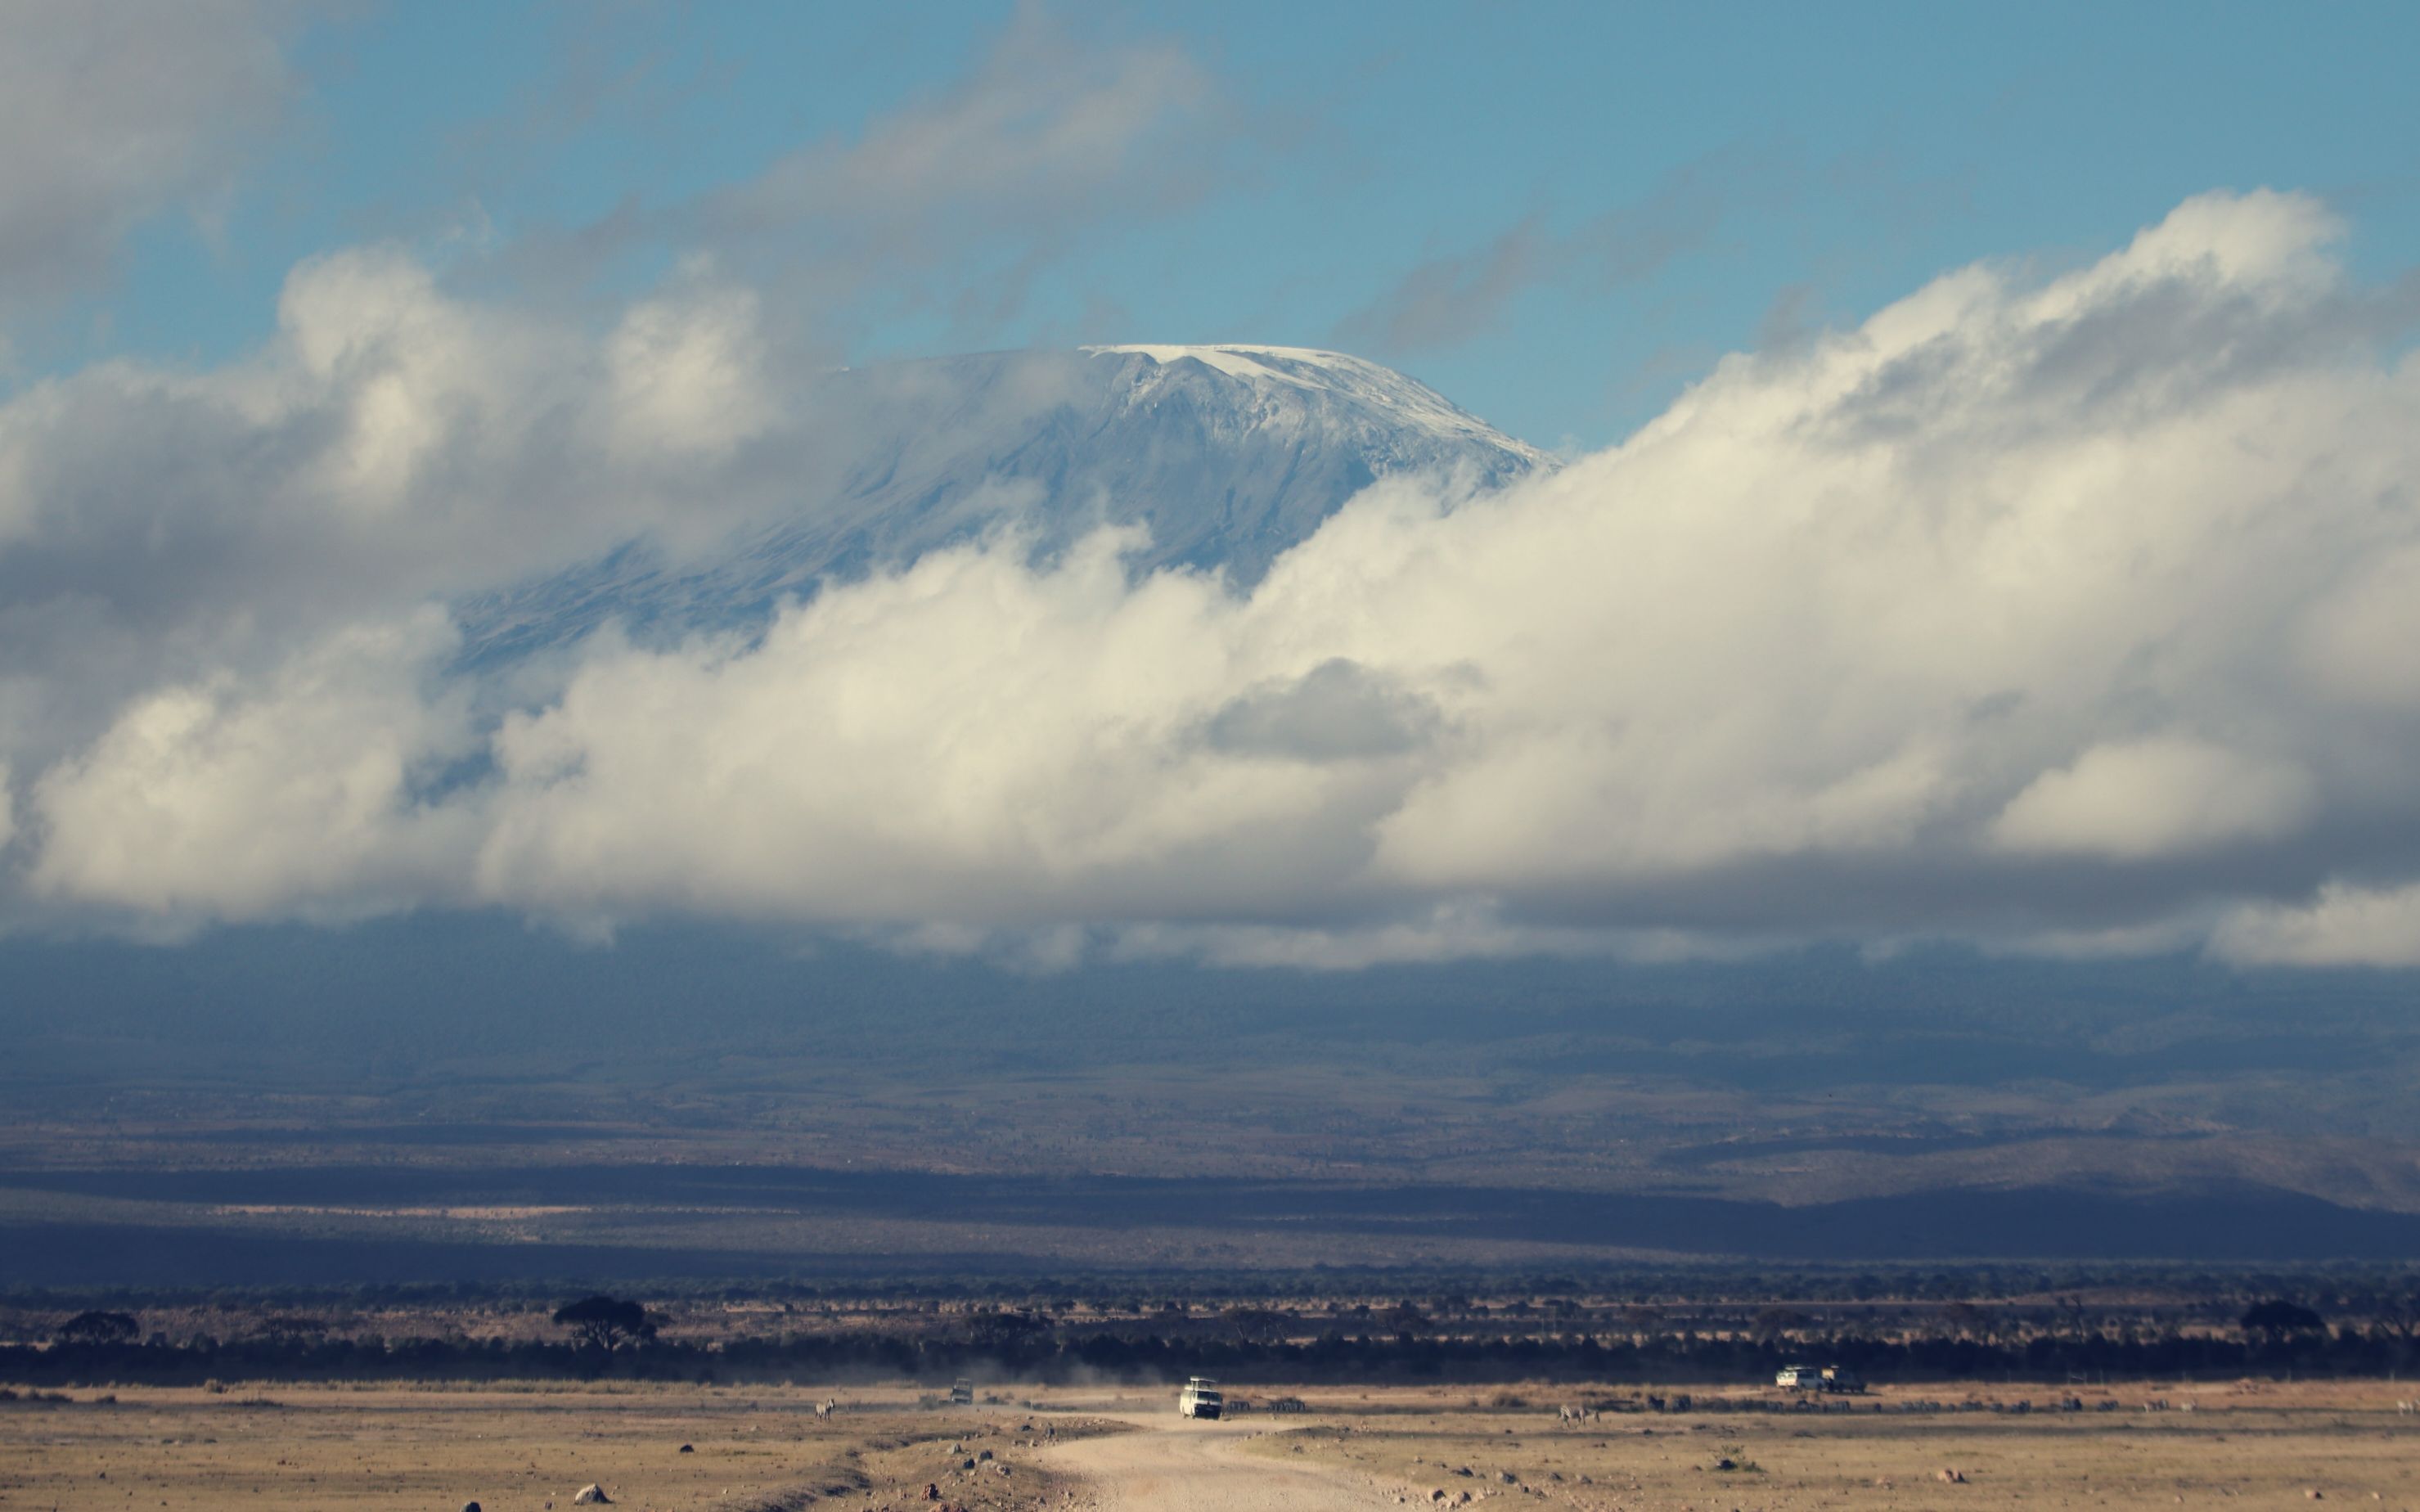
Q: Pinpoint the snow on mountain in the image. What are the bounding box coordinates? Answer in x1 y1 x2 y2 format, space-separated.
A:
454 344 1549 664
1081 344 1547 458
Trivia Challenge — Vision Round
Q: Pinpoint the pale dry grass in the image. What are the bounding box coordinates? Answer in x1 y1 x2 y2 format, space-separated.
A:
0 1382 1108 1511
1226 1381 2420 1510
8 1379 2419 1511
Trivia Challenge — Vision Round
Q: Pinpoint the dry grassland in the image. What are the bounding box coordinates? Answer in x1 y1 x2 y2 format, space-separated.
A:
7 1379 2420 1511
0 1383 1109 1512
1213 1381 2420 1510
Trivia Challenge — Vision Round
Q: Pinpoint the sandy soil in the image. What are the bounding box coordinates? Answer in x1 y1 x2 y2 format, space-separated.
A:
1040 1412 1386 1510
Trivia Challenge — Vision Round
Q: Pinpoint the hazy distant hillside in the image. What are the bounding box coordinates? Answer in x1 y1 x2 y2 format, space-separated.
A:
454 344 1549 665
9 919 2420 1282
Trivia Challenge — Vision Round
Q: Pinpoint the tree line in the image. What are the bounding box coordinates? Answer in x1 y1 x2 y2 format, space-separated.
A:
7 1297 2413 1388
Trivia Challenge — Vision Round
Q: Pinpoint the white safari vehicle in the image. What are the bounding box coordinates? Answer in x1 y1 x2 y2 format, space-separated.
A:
1178 1377 1223 1419
1777 1363 1865 1393
949 1379 974 1405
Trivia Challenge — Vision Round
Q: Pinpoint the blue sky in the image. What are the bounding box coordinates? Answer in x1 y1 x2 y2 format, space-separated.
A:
45 0 2420 449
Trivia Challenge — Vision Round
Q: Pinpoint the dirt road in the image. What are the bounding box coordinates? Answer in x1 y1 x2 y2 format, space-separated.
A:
1041 1413 1385 1510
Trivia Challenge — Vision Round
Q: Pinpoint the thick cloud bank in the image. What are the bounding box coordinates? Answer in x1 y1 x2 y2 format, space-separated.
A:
7 191 2420 966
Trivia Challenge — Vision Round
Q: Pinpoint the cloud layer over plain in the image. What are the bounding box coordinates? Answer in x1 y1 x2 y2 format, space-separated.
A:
6 190 2420 968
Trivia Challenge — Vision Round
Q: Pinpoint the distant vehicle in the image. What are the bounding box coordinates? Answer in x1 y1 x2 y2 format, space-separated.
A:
1776 1363 1864 1393
950 1379 974 1405
1178 1377 1223 1419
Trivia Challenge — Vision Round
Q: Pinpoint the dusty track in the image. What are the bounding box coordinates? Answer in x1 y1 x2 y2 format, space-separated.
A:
1041 1413 1383 1510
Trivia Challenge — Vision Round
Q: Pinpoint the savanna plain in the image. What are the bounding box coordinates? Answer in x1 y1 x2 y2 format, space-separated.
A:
7 1379 2418 1512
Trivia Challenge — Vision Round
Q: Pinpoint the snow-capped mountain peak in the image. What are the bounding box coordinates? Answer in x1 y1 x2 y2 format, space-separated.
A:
1082 344 1554 463
456 345 1548 665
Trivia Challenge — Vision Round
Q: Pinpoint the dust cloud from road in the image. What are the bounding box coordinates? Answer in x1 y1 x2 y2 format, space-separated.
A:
1041 1411 1383 1510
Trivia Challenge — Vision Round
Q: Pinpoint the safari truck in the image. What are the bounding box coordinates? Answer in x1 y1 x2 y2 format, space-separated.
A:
1777 1363 1865 1393
1178 1377 1223 1419
949 1379 974 1406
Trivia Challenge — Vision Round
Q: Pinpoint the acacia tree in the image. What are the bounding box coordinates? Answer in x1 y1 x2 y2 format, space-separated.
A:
2058 1294 2093 1341
2239 1298 2323 1348
2375 1290 2420 1346
552 1295 655 1351
56 1310 140 1346
1221 1307 1290 1346
961 1310 1048 1352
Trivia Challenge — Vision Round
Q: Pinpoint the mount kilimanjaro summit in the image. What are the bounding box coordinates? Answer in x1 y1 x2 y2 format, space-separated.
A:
455 344 1550 664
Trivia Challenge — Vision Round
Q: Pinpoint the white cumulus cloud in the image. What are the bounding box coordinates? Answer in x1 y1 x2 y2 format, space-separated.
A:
28 610 478 929
8 190 2420 966
1988 738 2316 861
2213 881 2420 969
